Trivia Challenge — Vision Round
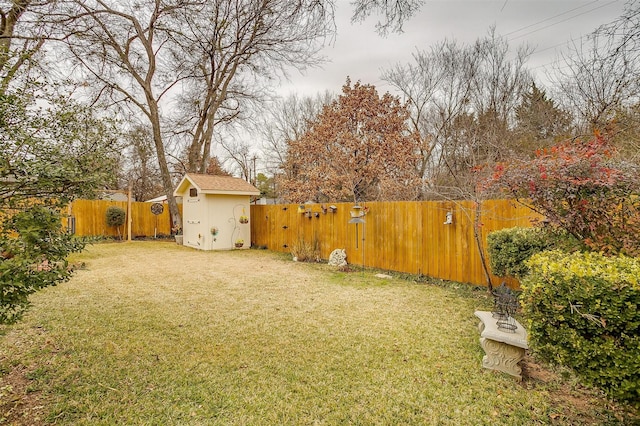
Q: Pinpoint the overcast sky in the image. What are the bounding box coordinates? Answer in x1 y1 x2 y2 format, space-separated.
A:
276 0 626 98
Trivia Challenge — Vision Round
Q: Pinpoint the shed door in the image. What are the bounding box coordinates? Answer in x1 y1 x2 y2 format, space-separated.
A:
184 188 204 248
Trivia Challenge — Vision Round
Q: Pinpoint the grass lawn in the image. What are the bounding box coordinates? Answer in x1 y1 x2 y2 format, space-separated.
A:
0 242 636 425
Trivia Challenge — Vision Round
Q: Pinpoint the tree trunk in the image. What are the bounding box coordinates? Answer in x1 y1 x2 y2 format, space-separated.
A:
473 200 493 292
0 0 30 67
148 99 181 228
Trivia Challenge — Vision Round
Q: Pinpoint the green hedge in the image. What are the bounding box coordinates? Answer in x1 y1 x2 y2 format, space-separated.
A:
487 227 553 279
521 251 640 405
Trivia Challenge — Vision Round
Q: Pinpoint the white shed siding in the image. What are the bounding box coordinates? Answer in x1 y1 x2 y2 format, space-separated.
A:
182 190 251 250
203 194 251 250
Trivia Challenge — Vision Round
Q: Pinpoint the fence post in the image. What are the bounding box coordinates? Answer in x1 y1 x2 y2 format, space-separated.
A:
127 183 132 242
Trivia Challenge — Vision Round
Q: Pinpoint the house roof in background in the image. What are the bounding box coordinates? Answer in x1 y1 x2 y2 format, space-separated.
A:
174 173 260 196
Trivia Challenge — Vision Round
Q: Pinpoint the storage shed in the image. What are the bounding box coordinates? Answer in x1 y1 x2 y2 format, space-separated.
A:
173 173 260 250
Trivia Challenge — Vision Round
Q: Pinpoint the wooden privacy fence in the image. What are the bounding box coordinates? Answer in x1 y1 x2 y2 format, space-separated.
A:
66 198 539 287
250 200 541 288
68 199 175 238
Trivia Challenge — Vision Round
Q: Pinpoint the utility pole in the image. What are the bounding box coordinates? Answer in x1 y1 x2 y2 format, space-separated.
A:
251 155 257 185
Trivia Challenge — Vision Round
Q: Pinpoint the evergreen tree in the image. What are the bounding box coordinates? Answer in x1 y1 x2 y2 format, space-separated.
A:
515 83 572 153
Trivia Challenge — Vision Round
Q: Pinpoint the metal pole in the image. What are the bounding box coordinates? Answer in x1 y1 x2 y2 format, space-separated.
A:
355 223 359 249
362 222 365 274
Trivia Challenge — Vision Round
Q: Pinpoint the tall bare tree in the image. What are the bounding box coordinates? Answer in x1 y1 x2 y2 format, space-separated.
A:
351 0 424 35
120 125 164 201
553 33 639 132
0 0 29 70
63 0 334 228
380 51 436 182
596 0 639 62
588 0 640 164
383 31 532 198
219 135 254 182
258 91 333 177
0 0 59 92
166 1 332 173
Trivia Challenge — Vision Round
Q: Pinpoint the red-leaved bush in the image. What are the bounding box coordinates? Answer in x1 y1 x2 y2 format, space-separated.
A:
484 133 640 256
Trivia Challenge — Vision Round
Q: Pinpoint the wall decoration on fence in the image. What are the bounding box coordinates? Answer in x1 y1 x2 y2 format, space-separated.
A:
348 203 367 270
444 211 453 225
150 202 164 238
348 204 366 245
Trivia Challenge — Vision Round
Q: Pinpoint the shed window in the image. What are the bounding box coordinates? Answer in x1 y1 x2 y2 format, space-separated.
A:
189 188 198 197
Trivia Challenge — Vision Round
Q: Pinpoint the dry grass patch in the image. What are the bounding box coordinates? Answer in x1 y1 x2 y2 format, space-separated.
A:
0 242 636 425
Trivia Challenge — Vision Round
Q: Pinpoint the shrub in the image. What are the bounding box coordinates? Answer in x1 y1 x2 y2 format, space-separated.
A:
484 134 640 256
487 227 581 279
291 237 320 262
0 206 86 324
105 206 126 228
105 206 126 239
487 227 553 279
521 250 640 405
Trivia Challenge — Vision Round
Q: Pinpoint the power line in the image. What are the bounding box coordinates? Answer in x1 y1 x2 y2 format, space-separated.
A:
503 0 601 37
508 1 620 42
506 1 621 73
526 35 587 71
530 38 584 57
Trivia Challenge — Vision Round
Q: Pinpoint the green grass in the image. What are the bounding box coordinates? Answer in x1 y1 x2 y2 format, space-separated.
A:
0 242 636 425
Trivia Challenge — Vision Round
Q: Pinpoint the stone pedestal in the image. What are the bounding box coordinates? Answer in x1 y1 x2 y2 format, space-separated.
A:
474 311 528 379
